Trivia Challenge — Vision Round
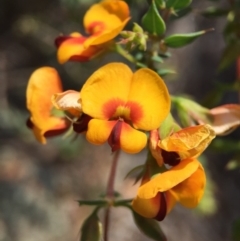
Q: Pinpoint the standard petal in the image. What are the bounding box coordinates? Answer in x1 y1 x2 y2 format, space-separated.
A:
138 158 199 199
132 193 161 219
81 63 133 119
128 68 170 130
26 67 62 123
26 67 69 143
210 104 240 135
101 0 130 21
159 124 215 159
52 90 81 116
170 162 206 208
86 119 116 145
120 122 147 154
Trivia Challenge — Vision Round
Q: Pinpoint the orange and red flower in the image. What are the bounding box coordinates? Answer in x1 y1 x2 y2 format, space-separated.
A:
79 62 171 153
26 67 82 143
55 0 130 63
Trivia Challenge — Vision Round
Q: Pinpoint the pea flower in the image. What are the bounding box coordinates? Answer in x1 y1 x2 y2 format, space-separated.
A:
132 158 205 221
132 124 215 220
79 62 171 154
55 0 130 64
26 67 81 144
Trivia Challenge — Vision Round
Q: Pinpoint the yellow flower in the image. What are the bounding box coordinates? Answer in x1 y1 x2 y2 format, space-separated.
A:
80 62 171 153
132 158 205 221
150 124 215 166
56 0 130 64
26 67 81 143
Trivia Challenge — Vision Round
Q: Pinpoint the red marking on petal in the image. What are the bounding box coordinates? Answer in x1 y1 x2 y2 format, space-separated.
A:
44 125 69 137
108 120 123 152
102 98 125 119
73 114 92 133
161 149 181 166
126 101 143 124
55 35 87 48
155 192 167 221
26 118 34 129
87 21 105 35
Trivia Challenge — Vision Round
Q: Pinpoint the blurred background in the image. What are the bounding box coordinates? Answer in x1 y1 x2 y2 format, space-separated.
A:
0 0 240 240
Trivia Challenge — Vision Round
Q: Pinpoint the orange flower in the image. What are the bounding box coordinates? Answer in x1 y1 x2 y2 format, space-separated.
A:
132 159 205 221
56 0 130 64
79 62 170 154
26 67 81 143
150 124 215 166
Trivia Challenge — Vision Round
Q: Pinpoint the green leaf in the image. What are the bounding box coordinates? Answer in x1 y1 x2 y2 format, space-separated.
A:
165 0 178 8
218 42 240 71
164 29 214 48
78 200 108 206
124 165 145 184
157 68 176 77
80 210 102 241
155 0 165 8
202 7 229 18
151 55 164 63
166 0 191 9
174 0 192 10
113 199 133 206
142 0 166 36
131 207 167 241
159 113 181 139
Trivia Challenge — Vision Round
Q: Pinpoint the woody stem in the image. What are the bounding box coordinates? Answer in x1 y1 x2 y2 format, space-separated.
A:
104 150 121 241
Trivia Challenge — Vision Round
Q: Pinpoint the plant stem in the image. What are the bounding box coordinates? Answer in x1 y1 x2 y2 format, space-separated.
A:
104 150 121 241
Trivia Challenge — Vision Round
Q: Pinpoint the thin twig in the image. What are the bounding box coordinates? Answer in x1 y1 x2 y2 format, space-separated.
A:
104 150 121 241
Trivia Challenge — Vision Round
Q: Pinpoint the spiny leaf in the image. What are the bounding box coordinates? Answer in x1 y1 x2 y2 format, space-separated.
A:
163 29 214 48
142 0 166 36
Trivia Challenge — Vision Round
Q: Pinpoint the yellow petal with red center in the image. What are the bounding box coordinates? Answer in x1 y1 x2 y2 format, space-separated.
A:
52 90 81 117
86 119 116 145
26 67 67 143
120 122 147 154
159 124 215 159
170 162 206 208
210 104 240 135
81 63 133 119
132 192 162 219
138 158 199 199
83 1 130 47
128 68 170 130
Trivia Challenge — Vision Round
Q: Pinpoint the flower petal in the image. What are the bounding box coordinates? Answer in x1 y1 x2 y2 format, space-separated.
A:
120 122 147 154
170 163 206 208
83 0 130 46
210 104 240 135
86 119 116 145
26 67 68 143
128 68 170 130
52 90 81 116
132 192 161 219
138 158 199 199
81 63 133 119
159 124 215 159
101 0 130 22
56 34 107 64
